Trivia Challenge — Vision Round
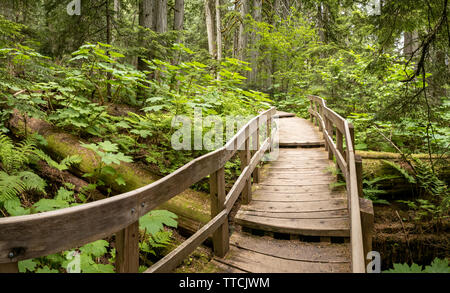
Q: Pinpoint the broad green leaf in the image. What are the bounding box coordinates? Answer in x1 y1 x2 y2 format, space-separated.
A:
80 240 109 258
139 210 178 235
18 259 38 273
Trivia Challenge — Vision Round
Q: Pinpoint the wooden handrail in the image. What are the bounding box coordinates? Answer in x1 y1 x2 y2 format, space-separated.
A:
0 107 277 273
307 95 366 273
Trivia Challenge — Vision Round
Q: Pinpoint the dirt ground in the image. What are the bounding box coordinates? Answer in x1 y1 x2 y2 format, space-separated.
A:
373 203 449 270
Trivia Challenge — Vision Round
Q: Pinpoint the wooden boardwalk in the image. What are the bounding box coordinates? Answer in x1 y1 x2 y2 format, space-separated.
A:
211 113 352 273
0 101 371 274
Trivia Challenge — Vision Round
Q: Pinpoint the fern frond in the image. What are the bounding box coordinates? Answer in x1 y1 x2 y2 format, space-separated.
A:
59 155 82 169
17 171 47 195
33 149 81 171
0 171 26 203
382 160 416 184
0 134 34 172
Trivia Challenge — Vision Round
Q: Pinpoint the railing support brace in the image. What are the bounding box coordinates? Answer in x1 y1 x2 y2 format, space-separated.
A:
0 262 18 273
210 167 229 257
239 129 252 204
115 221 140 273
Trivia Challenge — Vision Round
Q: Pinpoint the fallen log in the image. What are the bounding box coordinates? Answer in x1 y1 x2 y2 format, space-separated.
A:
34 160 106 201
9 110 211 234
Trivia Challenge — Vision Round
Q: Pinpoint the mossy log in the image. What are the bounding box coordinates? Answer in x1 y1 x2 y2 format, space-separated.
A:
9 110 211 234
34 160 106 201
357 151 449 197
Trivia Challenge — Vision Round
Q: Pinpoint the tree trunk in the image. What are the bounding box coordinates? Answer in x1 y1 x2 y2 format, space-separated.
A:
156 0 168 33
216 0 222 61
138 0 155 73
106 0 112 101
205 0 216 57
249 0 262 84
112 0 120 43
403 31 419 57
139 0 155 30
174 0 185 32
238 0 249 61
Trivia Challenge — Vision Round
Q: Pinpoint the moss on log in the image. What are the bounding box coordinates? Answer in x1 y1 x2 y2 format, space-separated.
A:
9 110 211 234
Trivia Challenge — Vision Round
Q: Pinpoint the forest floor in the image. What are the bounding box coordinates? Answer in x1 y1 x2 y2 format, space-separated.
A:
373 203 449 270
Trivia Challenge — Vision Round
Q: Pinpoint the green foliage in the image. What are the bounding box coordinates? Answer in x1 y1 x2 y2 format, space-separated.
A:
382 160 417 184
139 210 178 259
19 240 115 274
139 210 178 235
384 258 450 273
80 140 133 188
363 175 398 205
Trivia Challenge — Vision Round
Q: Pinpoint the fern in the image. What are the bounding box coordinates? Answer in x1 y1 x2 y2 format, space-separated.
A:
0 171 27 202
33 149 81 171
0 134 36 173
382 160 416 184
0 171 46 204
412 158 447 198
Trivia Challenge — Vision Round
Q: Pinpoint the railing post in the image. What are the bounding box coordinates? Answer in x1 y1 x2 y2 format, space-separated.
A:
355 155 363 198
115 221 140 273
314 102 319 127
359 197 374 270
336 128 344 179
0 262 18 273
210 167 229 257
326 118 333 160
309 100 314 122
323 116 329 152
252 121 260 183
239 127 252 204
267 115 272 152
318 105 323 131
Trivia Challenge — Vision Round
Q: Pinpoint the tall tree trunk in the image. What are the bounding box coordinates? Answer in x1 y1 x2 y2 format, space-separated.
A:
232 1 240 58
156 0 168 33
174 0 185 32
238 0 249 62
215 0 222 61
403 31 419 57
106 0 112 101
205 0 216 57
112 0 120 43
249 0 262 84
139 0 155 30
317 3 327 44
138 0 154 72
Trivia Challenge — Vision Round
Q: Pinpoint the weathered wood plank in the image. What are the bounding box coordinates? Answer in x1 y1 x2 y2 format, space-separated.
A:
0 192 140 263
219 245 351 273
237 209 348 219
230 233 350 263
235 214 350 237
115 221 140 273
239 199 347 213
0 262 18 273
359 197 374 269
210 167 229 258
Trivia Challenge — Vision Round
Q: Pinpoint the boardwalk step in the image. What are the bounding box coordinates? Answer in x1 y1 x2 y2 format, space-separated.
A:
213 232 351 273
235 213 350 237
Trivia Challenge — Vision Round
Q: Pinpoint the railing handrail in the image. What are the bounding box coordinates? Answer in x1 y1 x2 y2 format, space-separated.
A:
0 107 277 271
307 95 366 273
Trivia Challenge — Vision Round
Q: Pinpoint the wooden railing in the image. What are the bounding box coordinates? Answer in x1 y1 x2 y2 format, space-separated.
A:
0 107 277 273
307 95 367 273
